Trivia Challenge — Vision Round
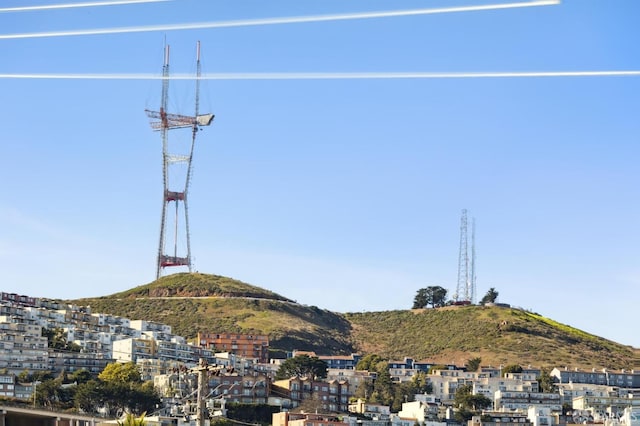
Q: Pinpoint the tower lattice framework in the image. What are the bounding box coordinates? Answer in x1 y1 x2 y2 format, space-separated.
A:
455 209 476 303
455 209 469 302
145 42 214 279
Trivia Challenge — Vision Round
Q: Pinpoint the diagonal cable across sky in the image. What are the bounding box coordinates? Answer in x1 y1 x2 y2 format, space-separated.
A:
0 0 170 14
1 70 639 80
0 0 560 40
3 1 635 81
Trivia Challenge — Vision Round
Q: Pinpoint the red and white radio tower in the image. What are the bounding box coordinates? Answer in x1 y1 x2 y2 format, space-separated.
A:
145 41 214 279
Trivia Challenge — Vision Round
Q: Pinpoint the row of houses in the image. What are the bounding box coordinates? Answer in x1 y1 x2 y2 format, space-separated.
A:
271 399 640 426
0 292 275 374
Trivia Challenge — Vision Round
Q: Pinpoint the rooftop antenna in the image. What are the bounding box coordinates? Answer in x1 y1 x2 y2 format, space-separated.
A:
145 41 215 279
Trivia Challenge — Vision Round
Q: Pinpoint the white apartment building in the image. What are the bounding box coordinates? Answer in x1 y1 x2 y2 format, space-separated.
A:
473 375 539 399
113 337 156 362
552 367 640 388
617 407 640 426
0 321 48 374
527 406 555 426
0 294 215 377
494 391 562 413
130 319 172 334
23 306 67 328
349 398 392 420
573 394 640 419
91 312 131 328
429 369 491 403
396 394 440 423
556 382 619 405
113 336 216 366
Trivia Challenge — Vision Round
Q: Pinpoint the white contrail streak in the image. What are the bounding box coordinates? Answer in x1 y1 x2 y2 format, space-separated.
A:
0 0 560 40
0 70 638 80
0 0 169 14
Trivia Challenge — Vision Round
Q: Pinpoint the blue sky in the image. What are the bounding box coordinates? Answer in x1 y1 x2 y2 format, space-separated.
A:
1 0 639 350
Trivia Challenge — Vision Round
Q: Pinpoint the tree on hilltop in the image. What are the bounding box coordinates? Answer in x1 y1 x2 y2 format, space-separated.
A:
412 286 448 309
480 288 499 305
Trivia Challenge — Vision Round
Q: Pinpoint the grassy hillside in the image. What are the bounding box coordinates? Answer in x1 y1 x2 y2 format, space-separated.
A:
73 273 353 354
107 272 293 301
71 273 640 370
345 306 640 369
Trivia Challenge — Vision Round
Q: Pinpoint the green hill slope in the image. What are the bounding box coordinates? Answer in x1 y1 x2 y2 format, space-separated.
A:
345 307 640 369
107 272 293 301
73 273 354 354
71 273 640 369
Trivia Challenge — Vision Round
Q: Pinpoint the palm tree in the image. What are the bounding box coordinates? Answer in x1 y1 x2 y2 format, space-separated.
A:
117 412 146 426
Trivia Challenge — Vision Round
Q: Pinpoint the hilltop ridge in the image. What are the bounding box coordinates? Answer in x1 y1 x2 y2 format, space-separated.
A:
106 272 293 301
71 272 640 369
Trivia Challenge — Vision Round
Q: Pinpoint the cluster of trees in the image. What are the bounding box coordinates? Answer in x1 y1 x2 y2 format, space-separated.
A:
275 354 328 380
412 286 448 309
445 361 557 422
412 286 499 308
76 362 160 416
42 328 82 353
454 384 492 422
19 362 160 416
15 352 557 423
275 353 432 413
270 355 559 422
353 354 432 412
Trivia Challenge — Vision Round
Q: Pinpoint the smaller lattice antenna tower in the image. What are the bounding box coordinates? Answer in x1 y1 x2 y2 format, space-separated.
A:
455 209 469 302
455 209 477 303
469 217 476 304
145 41 215 279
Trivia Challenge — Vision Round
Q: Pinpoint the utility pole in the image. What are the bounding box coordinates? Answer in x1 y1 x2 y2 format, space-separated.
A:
196 358 208 426
193 358 224 426
33 381 37 408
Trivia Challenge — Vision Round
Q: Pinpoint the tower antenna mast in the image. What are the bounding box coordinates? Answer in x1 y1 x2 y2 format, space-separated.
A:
145 41 214 279
456 209 469 302
455 209 477 303
470 217 476 304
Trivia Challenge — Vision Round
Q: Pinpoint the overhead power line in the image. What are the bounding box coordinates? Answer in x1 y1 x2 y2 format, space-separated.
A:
0 0 560 40
0 70 638 80
0 0 170 14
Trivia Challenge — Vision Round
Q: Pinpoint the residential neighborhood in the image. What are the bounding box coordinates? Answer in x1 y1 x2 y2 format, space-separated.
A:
0 292 638 426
